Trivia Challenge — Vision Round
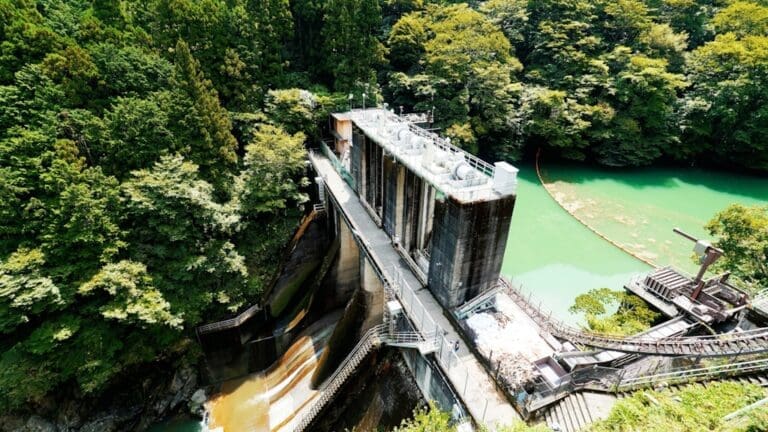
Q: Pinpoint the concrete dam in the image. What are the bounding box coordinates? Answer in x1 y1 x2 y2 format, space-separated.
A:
197 108 768 432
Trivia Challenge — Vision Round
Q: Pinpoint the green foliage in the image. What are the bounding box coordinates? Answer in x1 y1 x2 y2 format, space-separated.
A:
264 88 324 138
682 33 768 170
387 4 522 158
393 403 453 431
392 403 548 432
78 260 181 328
705 204 768 292
0 0 314 412
712 2 768 38
0 248 62 334
170 40 238 190
3 0 768 418
122 155 247 321
570 288 661 335
236 124 308 216
322 0 386 91
590 381 768 432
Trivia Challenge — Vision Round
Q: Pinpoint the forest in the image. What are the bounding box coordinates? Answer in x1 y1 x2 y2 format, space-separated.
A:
0 0 766 420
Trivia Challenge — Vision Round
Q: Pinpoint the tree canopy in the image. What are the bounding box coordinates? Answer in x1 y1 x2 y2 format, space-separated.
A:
0 0 318 412
706 204 768 293
1 0 767 418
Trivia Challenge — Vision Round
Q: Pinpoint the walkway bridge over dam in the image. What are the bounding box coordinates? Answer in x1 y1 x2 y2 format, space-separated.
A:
200 108 768 432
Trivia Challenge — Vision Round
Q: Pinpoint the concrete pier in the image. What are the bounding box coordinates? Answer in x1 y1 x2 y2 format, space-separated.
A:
310 151 520 429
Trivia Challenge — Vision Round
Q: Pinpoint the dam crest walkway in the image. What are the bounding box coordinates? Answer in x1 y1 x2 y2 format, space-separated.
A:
308 150 520 430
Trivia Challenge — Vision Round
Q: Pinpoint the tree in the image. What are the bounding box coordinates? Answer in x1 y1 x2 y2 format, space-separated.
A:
682 34 768 170
594 53 686 166
236 124 308 216
570 288 660 335
322 0 386 91
712 1 768 39
101 93 179 178
122 155 247 323
171 40 238 190
705 204 768 293
263 88 322 138
387 4 523 157
78 260 181 328
0 248 63 334
481 0 530 48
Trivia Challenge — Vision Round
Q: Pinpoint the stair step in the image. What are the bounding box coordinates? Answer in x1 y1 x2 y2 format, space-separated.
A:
560 398 578 432
579 393 594 424
554 402 567 432
564 396 581 431
574 393 591 427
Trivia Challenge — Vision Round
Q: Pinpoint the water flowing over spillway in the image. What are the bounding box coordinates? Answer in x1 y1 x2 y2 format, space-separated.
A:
206 312 341 432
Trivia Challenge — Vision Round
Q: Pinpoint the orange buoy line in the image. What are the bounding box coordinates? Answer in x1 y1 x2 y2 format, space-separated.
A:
534 148 658 269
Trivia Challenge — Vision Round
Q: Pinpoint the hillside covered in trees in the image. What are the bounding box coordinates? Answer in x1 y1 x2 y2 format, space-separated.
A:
0 0 766 424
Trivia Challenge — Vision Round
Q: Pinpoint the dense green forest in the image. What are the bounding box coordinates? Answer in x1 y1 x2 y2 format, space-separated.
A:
1 0 767 417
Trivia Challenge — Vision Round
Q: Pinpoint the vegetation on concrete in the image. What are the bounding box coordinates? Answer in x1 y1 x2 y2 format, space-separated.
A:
391 402 550 432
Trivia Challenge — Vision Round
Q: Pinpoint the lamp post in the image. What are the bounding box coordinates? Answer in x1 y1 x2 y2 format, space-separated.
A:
348 93 353 111
362 92 367 110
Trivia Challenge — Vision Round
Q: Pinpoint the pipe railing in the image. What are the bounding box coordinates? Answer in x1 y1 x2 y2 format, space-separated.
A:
293 324 386 431
501 278 768 356
525 356 768 413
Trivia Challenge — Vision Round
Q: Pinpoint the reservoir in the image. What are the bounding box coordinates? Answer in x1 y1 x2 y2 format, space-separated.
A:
503 161 768 323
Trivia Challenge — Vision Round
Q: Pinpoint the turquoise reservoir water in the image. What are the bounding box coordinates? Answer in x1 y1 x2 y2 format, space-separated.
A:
502 162 768 324
501 166 649 324
540 163 768 273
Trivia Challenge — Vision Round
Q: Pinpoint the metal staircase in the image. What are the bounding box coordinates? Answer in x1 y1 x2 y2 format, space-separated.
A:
503 279 768 356
386 331 438 354
540 364 768 432
293 324 386 431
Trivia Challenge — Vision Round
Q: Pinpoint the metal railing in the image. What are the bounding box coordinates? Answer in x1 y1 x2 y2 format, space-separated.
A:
352 109 496 178
293 325 386 431
502 278 768 356
344 109 503 203
390 266 440 340
196 302 262 334
525 356 768 413
318 140 356 189
617 357 768 391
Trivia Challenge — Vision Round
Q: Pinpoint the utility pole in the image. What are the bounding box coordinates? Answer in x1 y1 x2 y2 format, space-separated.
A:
673 228 724 300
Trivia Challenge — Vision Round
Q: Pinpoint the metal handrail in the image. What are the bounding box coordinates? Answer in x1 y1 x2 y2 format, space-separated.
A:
387 110 496 177
196 302 261 334
293 324 386 431
617 357 768 390
501 278 768 356
526 356 768 412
